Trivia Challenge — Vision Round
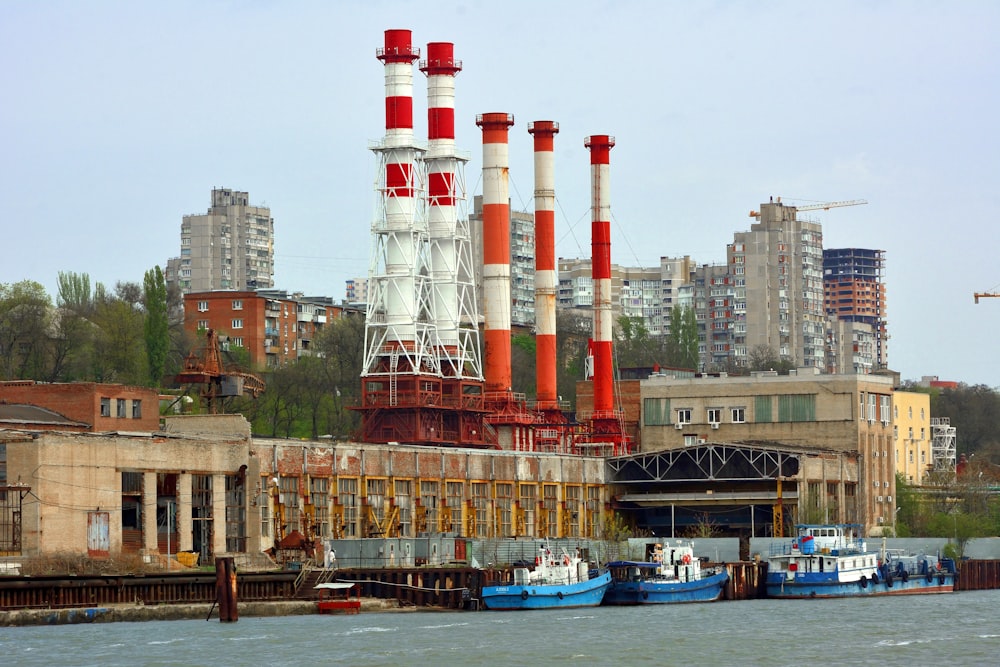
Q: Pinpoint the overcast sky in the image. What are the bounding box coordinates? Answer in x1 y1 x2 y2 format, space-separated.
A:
2 1 998 387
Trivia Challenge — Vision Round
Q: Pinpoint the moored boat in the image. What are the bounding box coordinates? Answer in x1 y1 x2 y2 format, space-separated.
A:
603 541 729 605
766 524 956 598
481 545 611 610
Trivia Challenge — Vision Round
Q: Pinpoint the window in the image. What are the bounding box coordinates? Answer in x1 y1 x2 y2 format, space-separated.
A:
197 300 209 312
495 482 513 537
707 408 721 424
231 337 243 348
676 408 692 424
731 407 745 423
756 395 773 423
394 479 413 537
232 299 243 310
116 398 127 418
232 319 243 329
778 394 816 422
920 408 925 420
879 395 891 425
868 394 877 423
908 406 913 419
100 397 111 417
339 478 358 537
472 482 489 538
643 398 670 426
366 478 387 536
311 477 329 538
132 400 142 419
446 481 464 534
197 319 209 330
683 435 698 447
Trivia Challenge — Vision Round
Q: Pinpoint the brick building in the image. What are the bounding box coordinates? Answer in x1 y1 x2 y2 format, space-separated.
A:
183 290 346 369
0 381 160 432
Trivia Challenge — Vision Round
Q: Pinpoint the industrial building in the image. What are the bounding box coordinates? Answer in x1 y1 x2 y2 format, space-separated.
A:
0 409 609 564
636 369 898 534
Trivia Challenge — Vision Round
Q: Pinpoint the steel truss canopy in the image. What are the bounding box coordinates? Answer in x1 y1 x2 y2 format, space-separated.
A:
606 443 801 485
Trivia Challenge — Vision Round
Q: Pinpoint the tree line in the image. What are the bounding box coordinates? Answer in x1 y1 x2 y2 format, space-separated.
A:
5 274 998 457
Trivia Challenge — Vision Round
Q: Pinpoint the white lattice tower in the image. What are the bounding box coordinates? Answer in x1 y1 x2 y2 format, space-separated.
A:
421 42 482 380
931 417 957 472
363 29 438 380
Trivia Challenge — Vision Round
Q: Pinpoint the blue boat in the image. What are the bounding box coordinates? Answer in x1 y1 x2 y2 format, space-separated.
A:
481 546 612 610
766 524 956 598
603 541 729 605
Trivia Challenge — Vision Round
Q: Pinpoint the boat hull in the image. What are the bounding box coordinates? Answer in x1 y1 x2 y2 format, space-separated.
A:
481 571 612 610
603 569 729 605
766 571 954 598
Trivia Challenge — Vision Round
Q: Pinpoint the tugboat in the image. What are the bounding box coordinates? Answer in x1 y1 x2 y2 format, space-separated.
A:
603 541 729 605
766 524 956 598
481 545 611 610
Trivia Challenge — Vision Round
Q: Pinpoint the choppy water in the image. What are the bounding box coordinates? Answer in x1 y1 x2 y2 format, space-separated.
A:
3 590 999 666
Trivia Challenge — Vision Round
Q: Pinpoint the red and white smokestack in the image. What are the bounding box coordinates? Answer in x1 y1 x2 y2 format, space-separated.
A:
375 29 421 338
477 112 515 394
528 121 559 410
422 43 462 368
585 135 615 415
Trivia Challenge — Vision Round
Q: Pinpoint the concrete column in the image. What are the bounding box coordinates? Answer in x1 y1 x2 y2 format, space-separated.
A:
212 473 227 556
245 456 263 553
143 471 158 553
178 472 193 552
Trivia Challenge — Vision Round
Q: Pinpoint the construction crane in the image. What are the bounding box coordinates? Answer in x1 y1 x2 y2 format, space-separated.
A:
974 292 1000 304
175 328 266 413
750 197 868 218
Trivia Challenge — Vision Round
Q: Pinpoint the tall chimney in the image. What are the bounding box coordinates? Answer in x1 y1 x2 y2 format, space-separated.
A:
422 43 481 381
477 112 516 395
585 135 615 416
528 121 560 411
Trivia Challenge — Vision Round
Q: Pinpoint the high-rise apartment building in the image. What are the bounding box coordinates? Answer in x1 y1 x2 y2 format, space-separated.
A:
823 248 887 369
729 200 825 368
167 188 275 294
345 277 368 305
470 195 535 326
557 256 695 338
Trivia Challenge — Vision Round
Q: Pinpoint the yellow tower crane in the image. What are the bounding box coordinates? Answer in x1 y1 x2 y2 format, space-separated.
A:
974 292 1000 304
749 198 868 219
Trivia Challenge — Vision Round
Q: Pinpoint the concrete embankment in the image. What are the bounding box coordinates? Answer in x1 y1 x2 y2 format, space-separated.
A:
0 598 408 627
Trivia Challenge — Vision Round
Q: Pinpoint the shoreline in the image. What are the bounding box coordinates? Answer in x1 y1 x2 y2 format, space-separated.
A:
0 598 418 627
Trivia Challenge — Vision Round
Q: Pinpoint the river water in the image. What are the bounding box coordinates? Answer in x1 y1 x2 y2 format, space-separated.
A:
4 590 999 666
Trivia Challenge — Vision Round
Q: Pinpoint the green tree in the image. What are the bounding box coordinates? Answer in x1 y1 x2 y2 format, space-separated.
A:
511 333 536 398
664 305 699 370
615 316 658 369
0 281 52 380
90 282 146 384
555 309 591 408
143 266 169 387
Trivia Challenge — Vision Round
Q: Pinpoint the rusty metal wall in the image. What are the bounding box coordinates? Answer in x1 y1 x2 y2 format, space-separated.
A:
0 572 296 611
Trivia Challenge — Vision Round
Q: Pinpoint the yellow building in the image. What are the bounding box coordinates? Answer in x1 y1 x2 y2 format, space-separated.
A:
892 391 932 484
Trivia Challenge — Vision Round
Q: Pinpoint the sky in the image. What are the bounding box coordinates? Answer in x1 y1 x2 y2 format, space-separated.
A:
2 1 999 388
